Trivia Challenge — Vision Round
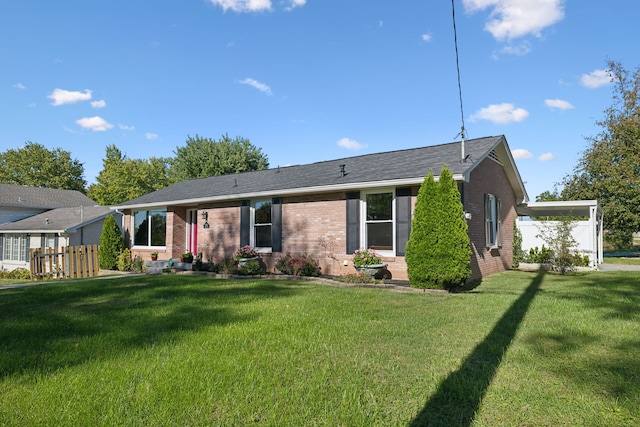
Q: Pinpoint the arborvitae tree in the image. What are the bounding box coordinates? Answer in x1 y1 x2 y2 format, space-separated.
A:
406 165 471 289
99 215 124 270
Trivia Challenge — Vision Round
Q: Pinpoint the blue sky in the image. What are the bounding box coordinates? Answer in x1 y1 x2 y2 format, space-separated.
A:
1 0 637 200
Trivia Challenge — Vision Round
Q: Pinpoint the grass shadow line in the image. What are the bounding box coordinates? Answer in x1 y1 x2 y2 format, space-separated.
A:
408 270 545 426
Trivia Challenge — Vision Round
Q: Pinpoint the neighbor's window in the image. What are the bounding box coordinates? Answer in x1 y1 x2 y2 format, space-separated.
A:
365 192 393 251
485 194 502 248
133 209 167 247
2 234 28 262
44 233 56 248
254 200 272 248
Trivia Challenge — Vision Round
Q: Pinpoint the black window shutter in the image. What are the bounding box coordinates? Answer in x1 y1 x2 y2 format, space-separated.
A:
346 192 360 254
240 200 251 247
395 187 412 256
40 234 45 248
271 198 282 252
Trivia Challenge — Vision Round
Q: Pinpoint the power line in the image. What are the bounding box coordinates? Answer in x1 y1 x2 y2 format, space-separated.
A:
451 0 467 149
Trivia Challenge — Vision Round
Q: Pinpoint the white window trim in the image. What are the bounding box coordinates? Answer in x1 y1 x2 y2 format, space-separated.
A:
485 194 502 249
360 188 396 257
251 199 273 253
2 234 28 262
131 207 168 249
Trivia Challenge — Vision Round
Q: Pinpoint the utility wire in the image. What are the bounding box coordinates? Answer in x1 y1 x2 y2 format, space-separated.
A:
451 0 467 142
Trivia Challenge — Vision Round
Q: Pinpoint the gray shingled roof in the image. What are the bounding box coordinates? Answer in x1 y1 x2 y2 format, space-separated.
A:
0 205 114 233
0 184 96 209
116 135 522 208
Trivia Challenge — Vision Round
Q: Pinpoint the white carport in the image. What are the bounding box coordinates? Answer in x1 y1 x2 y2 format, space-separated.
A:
516 200 604 268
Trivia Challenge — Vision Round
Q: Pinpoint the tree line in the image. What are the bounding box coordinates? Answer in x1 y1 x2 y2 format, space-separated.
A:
0 134 269 205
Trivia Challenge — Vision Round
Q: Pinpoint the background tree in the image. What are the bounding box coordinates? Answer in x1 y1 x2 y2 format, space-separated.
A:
99 214 124 270
406 165 471 289
0 141 86 191
170 134 269 182
88 145 171 205
561 60 640 248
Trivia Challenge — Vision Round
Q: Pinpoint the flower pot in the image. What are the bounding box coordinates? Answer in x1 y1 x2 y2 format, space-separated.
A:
151 255 158 261
237 256 259 268
354 263 388 279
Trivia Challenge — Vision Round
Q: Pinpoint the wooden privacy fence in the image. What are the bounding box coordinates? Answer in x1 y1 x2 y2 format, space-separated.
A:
30 245 100 280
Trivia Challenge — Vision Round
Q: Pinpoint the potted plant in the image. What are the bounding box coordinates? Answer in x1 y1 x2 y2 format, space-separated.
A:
351 248 387 278
235 245 259 267
150 251 158 261
180 252 194 263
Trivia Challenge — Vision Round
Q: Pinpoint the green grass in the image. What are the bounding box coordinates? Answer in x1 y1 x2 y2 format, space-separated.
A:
604 256 640 265
1 272 639 426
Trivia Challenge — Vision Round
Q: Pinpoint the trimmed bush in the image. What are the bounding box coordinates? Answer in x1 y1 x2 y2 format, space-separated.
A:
406 165 471 289
99 215 124 270
275 253 321 277
117 248 133 272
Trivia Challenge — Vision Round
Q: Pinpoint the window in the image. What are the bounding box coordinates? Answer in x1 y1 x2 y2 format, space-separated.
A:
133 209 166 247
254 200 272 248
44 234 56 248
365 192 393 251
485 194 502 248
2 234 28 261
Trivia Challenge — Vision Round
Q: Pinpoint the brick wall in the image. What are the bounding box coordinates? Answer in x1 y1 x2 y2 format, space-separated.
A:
463 157 517 280
125 157 517 282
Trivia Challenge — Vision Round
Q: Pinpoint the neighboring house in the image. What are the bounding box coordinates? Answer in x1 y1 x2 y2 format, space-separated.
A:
114 135 528 281
0 184 118 271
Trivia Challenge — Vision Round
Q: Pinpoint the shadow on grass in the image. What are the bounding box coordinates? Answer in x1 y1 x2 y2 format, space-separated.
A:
0 275 304 379
409 270 544 427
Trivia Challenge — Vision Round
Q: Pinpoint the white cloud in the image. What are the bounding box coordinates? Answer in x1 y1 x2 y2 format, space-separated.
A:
497 42 531 56
145 132 159 140
91 99 106 108
545 98 574 110
76 116 113 132
539 152 554 161
580 69 612 88
119 124 135 131
48 88 92 106
511 148 532 159
239 78 272 95
284 0 306 11
470 103 529 124
208 0 272 12
337 137 366 150
421 33 432 42
13 83 26 90
462 0 565 41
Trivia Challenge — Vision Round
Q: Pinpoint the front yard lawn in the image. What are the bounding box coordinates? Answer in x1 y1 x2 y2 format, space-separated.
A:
1 271 638 426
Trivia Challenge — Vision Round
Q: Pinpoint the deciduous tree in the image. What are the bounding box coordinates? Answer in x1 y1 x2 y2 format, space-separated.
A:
88 145 171 205
561 60 640 247
0 142 86 191
170 134 268 182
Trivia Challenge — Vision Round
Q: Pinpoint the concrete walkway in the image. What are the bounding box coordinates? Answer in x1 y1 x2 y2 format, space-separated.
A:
597 262 640 271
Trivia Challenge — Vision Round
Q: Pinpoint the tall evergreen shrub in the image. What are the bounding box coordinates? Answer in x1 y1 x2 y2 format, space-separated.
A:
99 214 124 270
406 165 471 289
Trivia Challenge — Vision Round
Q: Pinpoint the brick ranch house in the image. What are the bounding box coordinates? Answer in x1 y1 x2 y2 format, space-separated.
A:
113 135 528 281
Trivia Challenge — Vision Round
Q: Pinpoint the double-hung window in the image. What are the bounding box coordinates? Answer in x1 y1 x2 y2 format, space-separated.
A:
133 209 167 247
365 191 394 252
485 194 502 248
253 200 272 249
